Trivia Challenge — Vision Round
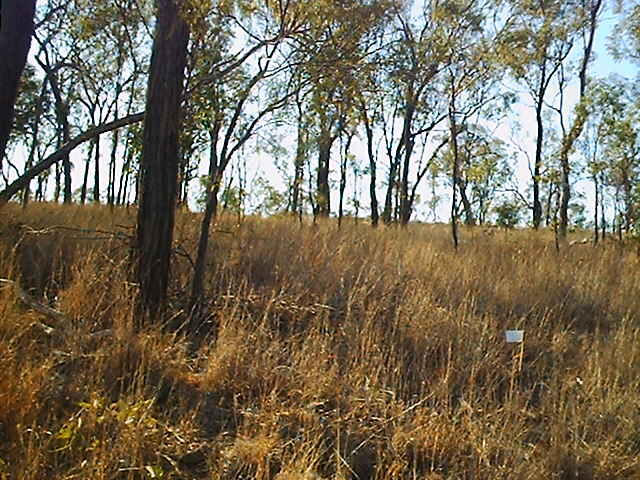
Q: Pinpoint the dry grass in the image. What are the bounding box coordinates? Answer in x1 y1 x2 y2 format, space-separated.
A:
1 203 639 479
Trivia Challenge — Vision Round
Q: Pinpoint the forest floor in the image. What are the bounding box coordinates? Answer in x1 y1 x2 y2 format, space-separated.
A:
1 203 639 479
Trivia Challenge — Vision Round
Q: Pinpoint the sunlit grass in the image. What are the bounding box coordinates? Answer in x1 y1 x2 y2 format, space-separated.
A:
0 203 638 479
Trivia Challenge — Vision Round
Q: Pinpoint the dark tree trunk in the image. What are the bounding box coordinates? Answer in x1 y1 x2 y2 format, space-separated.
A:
449 82 459 250
108 120 119 206
459 181 475 226
533 98 544 229
134 0 190 318
93 134 101 202
558 158 570 238
361 107 379 226
399 105 415 226
80 139 94 205
316 132 332 217
291 102 306 216
190 127 221 310
337 133 353 228
0 0 36 165
40 65 73 203
382 159 399 224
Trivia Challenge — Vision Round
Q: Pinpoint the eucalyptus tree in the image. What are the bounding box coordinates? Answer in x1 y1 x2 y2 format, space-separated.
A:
32 0 81 203
435 0 511 246
580 79 627 241
134 0 190 317
68 0 151 204
188 0 309 308
378 3 448 225
297 0 394 218
3 65 50 205
556 0 605 239
0 0 150 207
502 0 579 229
593 80 640 234
452 127 512 225
612 0 640 62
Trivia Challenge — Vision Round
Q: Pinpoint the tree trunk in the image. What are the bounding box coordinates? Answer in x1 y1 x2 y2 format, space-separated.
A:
337 133 353 228
558 158 570 238
190 127 221 309
533 99 544 229
316 132 331 217
93 134 101 203
382 160 399 225
80 139 94 205
459 181 475 226
399 105 415 226
291 103 306 216
449 81 459 250
593 173 599 245
361 108 379 226
108 120 119 206
134 0 190 318
558 0 603 240
0 0 36 164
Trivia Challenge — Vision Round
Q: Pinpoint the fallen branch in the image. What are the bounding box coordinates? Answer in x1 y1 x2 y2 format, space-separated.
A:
0 278 113 339
0 278 66 332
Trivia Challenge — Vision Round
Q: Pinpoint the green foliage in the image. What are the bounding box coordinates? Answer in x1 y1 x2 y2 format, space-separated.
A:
494 198 524 228
253 177 287 216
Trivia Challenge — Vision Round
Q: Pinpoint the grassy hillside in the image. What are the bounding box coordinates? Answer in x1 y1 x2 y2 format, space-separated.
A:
1 204 639 479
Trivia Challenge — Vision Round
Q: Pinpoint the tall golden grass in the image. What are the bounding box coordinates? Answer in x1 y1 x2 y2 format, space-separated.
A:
1 203 639 479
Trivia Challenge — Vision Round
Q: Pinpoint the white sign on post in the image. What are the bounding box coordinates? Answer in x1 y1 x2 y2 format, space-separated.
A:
505 330 524 343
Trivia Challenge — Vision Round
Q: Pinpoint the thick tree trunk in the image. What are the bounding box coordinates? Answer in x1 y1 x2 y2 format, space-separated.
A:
134 0 190 318
0 0 36 165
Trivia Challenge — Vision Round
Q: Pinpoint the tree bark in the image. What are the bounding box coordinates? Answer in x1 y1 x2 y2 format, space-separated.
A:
134 0 190 318
0 0 36 165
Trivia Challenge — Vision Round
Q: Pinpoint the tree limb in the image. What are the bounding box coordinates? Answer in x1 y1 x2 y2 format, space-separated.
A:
0 112 145 205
